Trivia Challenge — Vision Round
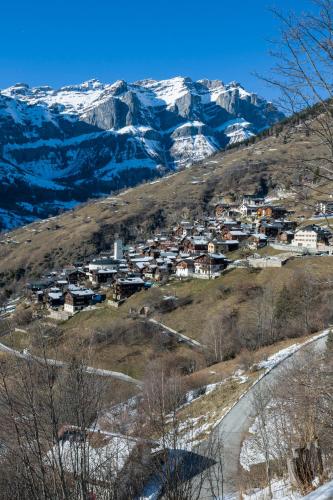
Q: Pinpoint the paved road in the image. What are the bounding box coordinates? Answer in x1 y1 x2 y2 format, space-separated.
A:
149 318 203 348
196 333 328 499
0 340 143 387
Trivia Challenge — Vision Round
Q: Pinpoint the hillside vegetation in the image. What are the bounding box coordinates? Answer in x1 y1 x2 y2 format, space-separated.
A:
0 117 330 291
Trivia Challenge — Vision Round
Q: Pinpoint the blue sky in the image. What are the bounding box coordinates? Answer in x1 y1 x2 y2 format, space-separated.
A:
1 0 314 100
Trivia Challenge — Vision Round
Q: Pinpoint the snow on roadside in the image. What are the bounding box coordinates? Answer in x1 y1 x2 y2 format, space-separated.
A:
257 330 329 371
239 401 289 471
243 478 302 499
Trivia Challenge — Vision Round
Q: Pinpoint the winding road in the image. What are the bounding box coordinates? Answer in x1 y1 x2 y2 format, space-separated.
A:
196 332 329 499
0 340 143 387
148 318 203 348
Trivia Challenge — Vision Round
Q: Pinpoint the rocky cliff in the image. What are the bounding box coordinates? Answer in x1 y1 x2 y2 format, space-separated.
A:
0 77 283 229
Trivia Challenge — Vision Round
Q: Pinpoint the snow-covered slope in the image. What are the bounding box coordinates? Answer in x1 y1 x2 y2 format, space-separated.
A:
0 77 283 230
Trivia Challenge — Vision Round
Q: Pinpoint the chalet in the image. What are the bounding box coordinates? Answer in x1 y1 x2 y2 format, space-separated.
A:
27 279 53 293
256 206 288 219
88 269 117 285
47 288 64 308
173 224 193 238
277 231 295 244
157 239 174 251
209 239 239 252
183 237 209 254
130 257 156 274
208 240 225 254
176 259 195 278
222 219 242 229
112 277 145 301
215 203 238 219
64 286 95 313
194 253 227 277
192 225 206 236
259 221 283 238
248 233 268 249
141 264 158 280
239 202 259 218
229 230 249 241
62 268 86 284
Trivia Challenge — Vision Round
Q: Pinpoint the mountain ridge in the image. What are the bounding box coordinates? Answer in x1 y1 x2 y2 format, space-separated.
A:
0 76 283 230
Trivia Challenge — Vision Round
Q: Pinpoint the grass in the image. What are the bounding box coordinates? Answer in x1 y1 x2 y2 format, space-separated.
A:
0 119 330 291
121 255 333 344
2 329 31 351
1 254 331 381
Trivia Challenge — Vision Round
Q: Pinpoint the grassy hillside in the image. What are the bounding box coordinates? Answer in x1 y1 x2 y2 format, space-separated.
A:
2 254 331 380
0 117 331 291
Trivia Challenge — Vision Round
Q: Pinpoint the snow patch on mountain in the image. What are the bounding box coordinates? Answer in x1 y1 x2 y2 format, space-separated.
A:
0 76 283 230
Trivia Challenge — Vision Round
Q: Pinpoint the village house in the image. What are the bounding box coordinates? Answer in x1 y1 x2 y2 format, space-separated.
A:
256 205 288 220
61 267 86 285
208 240 226 254
141 264 158 280
47 288 64 309
215 203 239 219
215 203 228 218
112 277 145 301
194 253 227 277
175 259 195 278
64 285 95 313
258 220 284 238
88 269 117 286
183 237 209 254
277 230 295 244
248 233 268 249
238 202 259 218
129 256 156 274
229 230 249 241
293 226 318 249
210 239 240 252
172 223 194 238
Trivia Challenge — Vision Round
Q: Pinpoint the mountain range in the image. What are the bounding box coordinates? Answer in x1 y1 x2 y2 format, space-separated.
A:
0 76 283 230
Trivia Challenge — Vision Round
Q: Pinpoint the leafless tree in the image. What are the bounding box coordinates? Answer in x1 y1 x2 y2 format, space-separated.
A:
140 359 226 499
241 347 333 496
0 348 135 500
263 0 333 217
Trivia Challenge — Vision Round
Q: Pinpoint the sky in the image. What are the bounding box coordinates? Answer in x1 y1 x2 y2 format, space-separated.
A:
0 0 315 101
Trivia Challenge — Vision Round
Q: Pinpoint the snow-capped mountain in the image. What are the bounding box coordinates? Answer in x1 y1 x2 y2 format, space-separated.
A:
0 77 283 230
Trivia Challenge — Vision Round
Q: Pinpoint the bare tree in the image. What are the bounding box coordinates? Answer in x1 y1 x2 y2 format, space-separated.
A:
263 0 333 217
0 348 132 500
140 359 227 499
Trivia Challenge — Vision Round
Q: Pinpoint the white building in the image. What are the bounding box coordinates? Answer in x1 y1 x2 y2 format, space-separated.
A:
175 259 194 277
293 228 318 249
